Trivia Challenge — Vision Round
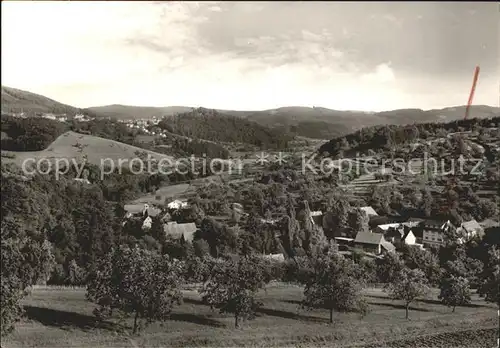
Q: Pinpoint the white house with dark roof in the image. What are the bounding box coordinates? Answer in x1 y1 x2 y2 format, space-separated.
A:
384 226 418 246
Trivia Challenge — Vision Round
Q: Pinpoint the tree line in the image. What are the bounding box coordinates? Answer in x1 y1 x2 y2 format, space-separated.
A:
319 116 500 157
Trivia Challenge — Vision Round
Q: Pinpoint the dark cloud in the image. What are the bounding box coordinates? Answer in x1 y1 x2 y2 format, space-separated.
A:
187 2 498 77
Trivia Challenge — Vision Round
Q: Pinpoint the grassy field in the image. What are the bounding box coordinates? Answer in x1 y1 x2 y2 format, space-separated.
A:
1 131 174 168
130 183 192 205
3 284 497 348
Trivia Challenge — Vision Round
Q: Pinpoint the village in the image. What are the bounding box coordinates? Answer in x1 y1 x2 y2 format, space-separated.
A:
123 196 493 263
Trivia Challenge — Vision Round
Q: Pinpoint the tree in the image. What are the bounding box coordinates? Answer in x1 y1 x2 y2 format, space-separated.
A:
401 245 442 285
193 239 210 258
442 247 484 288
1 170 57 335
438 276 472 312
322 194 350 238
370 186 391 215
302 251 367 323
86 246 184 334
478 247 500 309
376 252 405 283
385 268 431 319
198 218 238 257
348 208 370 237
66 259 86 286
200 255 269 328
421 189 434 217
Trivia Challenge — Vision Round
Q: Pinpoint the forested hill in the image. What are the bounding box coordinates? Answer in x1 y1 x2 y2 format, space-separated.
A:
1 86 82 116
318 116 500 157
157 108 293 149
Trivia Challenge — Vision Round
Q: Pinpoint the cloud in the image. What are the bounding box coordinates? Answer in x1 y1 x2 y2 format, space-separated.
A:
208 6 222 12
362 63 396 83
1 2 498 111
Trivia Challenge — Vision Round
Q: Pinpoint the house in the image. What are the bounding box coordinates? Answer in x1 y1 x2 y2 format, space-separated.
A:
142 216 153 230
373 221 419 233
124 203 162 218
354 232 395 254
456 219 484 243
164 221 197 242
334 237 354 250
74 114 85 121
373 223 403 235
420 219 454 247
384 226 418 246
167 199 188 210
73 178 91 185
260 218 280 225
262 253 285 262
42 114 57 120
374 221 421 244
360 206 378 217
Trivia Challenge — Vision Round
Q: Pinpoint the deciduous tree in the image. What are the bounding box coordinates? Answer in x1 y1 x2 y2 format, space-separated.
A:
200 255 269 328
86 246 184 334
302 251 367 323
438 276 472 312
385 268 430 319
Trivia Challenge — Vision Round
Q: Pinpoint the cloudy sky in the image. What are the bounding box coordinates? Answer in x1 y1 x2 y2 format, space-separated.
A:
2 1 498 111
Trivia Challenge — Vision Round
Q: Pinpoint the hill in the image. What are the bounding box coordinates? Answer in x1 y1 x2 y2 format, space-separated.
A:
318 115 500 157
244 106 500 129
3 86 499 137
1 131 174 169
89 103 499 137
1 86 82 116
85 104 194 120
157 108 293 149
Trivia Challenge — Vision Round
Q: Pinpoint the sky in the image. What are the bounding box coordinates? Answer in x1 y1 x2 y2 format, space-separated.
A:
2 1 499 111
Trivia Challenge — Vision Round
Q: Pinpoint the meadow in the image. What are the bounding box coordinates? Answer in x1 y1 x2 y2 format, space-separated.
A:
3 284 497 348
1 131 174 168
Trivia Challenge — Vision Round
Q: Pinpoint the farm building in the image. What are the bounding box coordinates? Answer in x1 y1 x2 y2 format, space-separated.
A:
354 232 395 255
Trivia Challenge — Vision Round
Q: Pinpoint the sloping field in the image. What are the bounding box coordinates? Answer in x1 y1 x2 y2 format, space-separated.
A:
2 131 174 169
3 285 496 348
